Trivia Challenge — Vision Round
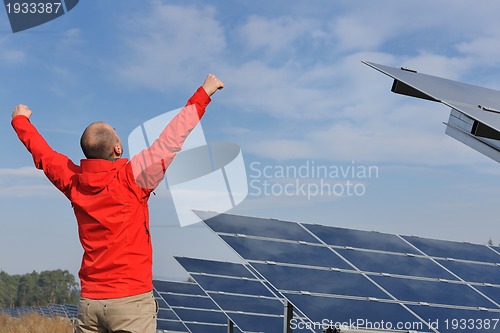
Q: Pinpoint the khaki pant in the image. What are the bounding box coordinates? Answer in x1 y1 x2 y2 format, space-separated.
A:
76 291 158 333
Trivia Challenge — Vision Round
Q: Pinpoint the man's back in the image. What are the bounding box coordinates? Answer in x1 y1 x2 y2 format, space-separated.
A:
11 74 224 332
71 158 153 299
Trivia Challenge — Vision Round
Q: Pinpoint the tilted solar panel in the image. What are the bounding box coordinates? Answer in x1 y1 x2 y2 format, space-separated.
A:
363 61 500 162
198 211 500 333
153 279 239 333
175 256 314 333
152 288 190 333
402 235 500 263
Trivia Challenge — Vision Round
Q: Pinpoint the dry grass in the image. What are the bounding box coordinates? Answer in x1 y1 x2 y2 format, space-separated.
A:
0 313 75 333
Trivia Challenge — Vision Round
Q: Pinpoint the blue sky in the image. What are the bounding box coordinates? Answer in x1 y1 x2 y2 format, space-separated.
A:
1 0 500 281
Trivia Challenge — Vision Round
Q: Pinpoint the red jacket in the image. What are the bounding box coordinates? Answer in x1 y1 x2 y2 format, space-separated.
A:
12 87 211 299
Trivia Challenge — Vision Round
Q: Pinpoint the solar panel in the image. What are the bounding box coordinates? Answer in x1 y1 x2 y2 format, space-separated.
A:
153 279 237 333
362 61 500 130
48 304 68 317
0 304 78 320
250 263 389 299
436 260 500 285
199 212 319 243
363 61 500 162
402 235 500 263
334 248 458 280
1 307 20 317
175 257 314 333
64 304 78 319
370 275 496 308
152 288 190 333
198 211 500 333
219 235 351 269
282 293 424 331
304 224 419 254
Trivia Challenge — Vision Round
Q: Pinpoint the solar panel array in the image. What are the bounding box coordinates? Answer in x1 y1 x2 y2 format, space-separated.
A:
5 211 499 333
175 257 312 333
196 211 500 333
153 279 241 333
153 287 190 333
0 303 77 319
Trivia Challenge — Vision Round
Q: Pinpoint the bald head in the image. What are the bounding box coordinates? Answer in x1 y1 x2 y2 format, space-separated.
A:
80 122 122 160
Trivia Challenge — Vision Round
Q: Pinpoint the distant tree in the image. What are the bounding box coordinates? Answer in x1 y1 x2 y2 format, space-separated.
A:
17 271 39 306
488 238 494 246
0 271 19 308
0 269 79 308
38 270 79 304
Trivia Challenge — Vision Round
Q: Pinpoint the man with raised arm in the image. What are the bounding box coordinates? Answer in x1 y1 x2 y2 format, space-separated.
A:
11 74 224 333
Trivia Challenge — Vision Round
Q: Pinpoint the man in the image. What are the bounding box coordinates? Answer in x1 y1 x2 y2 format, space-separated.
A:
11 74 224 333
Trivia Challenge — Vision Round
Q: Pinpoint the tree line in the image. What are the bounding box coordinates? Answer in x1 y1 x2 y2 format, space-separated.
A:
0 269 79 308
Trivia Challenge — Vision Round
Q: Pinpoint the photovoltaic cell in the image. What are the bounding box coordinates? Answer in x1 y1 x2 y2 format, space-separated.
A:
175 256 254 278
370 275 498 309
154 292 169 309
153 279 231 333
282 293 425 332
154 279 205 296
160 292 218 310
173 307 228 324
157 308 180 321
436 260 500 285
335 248 458 280
476 286 500 305
0 304 79 320
63 304 78 318
304 224 419 254
209 293 284 316
198 211 319 243
492 246 500 254
48 304 67 317
251 263 389 300
402 236 500 263
192 274 274 297
176 257 314 333
153 288 189 333
220 235 352 269
157 318 189 332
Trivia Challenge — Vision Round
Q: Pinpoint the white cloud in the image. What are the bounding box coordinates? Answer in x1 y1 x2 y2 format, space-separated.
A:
0 184 56 197
109 1 500 167
0 167 60 197
238 15 319 56
115 2 225 92
0 166 44 177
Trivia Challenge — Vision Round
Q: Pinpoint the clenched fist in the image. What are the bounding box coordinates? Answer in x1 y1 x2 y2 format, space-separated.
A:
12 104 32 119
202 74 224 97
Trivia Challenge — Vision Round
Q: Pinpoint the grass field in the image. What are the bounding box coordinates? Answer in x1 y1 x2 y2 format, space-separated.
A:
0 313 75 333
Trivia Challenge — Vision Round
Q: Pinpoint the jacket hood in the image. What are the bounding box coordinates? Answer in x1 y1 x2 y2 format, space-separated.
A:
78 158 128 193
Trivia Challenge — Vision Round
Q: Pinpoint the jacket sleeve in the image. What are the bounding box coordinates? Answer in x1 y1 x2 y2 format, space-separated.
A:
129 86 211 196
11 115 78 197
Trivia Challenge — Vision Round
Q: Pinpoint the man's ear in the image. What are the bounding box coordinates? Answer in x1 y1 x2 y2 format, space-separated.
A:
114 144 122 156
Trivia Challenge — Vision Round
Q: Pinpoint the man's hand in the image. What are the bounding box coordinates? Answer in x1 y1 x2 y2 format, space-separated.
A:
202 74 224 97
12 104 32 119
